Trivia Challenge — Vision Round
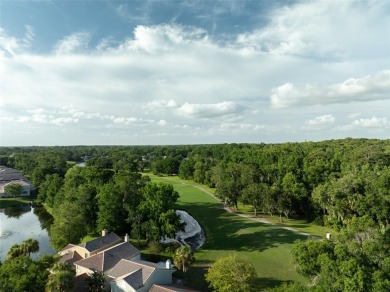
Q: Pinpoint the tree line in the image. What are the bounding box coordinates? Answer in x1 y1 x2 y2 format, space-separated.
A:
1 138 389 291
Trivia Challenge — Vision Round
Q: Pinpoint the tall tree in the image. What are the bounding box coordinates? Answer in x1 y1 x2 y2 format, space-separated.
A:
50 201 87 250
141 183 184 242
206 254 258 292
96 183 126 233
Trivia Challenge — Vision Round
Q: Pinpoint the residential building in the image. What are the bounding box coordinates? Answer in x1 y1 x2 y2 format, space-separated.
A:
60 232 194 292
0 166 33 197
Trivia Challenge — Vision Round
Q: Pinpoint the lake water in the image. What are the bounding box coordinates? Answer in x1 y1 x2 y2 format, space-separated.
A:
0 204 56 262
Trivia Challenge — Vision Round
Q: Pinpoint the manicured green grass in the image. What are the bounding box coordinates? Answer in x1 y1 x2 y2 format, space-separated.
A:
229 202 334 238
147 174 307 291
0 196 35 208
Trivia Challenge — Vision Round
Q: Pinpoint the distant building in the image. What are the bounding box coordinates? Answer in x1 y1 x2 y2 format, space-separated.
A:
0 166 34 197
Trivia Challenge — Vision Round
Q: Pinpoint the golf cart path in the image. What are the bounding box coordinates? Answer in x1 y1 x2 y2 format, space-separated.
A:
179 181 313 237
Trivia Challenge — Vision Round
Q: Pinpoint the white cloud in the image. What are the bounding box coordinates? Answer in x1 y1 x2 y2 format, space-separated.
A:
157 119 167 126
338 116 390 132
0 27 33 56
177 101 242 118
236 0 389 59
0 0 389 145
351 117 390 128
54 32 90 55
146 99 178 109
123 25 208 53
348 112 362 119
305 114 335 126
270 71 390 108
31 114 48 124
112 117 138 125
50 117 78 126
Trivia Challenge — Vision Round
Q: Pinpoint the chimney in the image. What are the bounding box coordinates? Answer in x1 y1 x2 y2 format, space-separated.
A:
102 229 108 237
124 233 129 242
166 259 172 269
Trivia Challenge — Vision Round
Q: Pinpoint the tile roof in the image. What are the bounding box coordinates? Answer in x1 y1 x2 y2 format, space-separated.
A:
79 232 121 253
108 259 155 283
122 269 144 290
0 166 31 185
59 244 77 253
75 242 140 272
59 250 83 265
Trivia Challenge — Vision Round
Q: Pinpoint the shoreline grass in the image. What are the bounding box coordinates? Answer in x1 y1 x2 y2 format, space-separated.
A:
0 196 36 208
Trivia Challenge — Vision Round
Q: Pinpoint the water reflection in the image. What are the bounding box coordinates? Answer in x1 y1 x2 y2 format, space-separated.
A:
0 205 55 261
34 206 54 232
4 204 31 218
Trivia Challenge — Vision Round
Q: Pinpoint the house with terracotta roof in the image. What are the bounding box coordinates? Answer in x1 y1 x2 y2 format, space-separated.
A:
0 166 34 197
60 231 187 292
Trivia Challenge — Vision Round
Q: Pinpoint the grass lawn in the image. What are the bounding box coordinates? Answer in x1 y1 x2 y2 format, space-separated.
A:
0 196 35 208
229 203 334 238
147 174 308 291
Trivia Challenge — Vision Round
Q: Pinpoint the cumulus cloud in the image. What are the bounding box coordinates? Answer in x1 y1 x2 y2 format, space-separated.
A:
146 99 178 109
177 101 243 118
338 116 390 131
348 117 390 129
157 119 167 126
1 0 389 145
112 117 138 125
122 25 208 53
270 71 390 108
50 117 79 126
54 32 90 55
236 0 389 59
305 114 335 127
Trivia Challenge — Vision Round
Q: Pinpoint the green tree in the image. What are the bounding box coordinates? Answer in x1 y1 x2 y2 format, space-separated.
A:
7 238 39 259
7 244 23 259
96 183 126 233
206 254 258 292
292 217 390 291
0 255 56 292
241 183 269 217
50 201 87 250
46 262 75 292
5 183 23 198
141 183 184 242
21 238 40 257
85 269 106 292
173 245 195 273
37 173 63 207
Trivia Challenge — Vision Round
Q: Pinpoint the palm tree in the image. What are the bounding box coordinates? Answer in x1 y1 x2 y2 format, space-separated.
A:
173 245 195 273
23 238 40 256
7 244 23 259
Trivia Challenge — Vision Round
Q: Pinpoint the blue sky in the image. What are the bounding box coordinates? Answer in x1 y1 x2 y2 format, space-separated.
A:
0 0 389 146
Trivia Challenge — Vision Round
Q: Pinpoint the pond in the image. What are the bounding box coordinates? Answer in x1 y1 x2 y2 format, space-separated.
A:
0 204 56 262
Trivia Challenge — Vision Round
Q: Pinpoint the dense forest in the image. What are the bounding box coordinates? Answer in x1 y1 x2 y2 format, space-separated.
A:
0 138 389 291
